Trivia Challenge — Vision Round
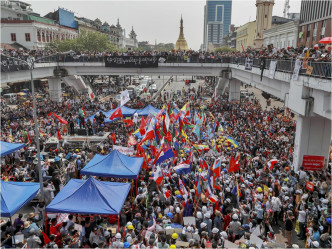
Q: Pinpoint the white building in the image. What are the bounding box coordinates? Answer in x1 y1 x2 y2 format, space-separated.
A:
263 20 299 49
1 0 78 50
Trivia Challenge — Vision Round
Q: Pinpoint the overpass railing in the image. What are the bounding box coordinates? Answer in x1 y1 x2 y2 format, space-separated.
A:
1 54 331 79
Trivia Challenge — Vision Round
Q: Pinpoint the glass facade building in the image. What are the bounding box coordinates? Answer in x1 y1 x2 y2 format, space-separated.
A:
203 0 232 50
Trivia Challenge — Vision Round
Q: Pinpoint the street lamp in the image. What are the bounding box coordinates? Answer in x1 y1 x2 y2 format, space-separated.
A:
1 52 65 200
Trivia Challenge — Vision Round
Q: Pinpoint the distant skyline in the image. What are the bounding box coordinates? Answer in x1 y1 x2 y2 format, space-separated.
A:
27 0 301 50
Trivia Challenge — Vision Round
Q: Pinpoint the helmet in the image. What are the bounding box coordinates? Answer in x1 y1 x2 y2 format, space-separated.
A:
124 242 130 248
202 206 207 213
172 233 178 240
220 231 228 238
257 187 263 192
268 209 273 213
127 225 134 230
226 187 231 192
75 149 79 152
204 212 211 219
115 233 121 239
126 222 133 227
196 211 202 219
170 245 176 249
200 222 207 229
212 228 219 233
167 212 173 219
176 207 180 213
232 214 238 220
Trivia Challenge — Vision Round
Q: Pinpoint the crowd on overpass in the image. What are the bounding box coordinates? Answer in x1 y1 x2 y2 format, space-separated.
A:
1 76 331 249
1 44 331 68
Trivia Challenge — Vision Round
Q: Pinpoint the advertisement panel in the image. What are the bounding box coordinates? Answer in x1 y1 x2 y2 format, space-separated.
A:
58 8 78 29
302 155 324 171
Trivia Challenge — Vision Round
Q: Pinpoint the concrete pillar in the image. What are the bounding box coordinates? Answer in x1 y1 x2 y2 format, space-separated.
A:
293 115 331 171
48 77 62 102
228 78 241 102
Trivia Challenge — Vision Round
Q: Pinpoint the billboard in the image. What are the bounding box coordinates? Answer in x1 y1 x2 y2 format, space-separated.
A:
58 8 77 29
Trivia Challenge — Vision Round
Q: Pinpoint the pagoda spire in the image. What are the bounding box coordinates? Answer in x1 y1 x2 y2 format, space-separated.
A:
175 15 188 51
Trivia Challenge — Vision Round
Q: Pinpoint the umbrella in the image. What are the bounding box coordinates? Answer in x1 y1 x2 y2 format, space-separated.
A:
17 92 26 96
319 37 332 44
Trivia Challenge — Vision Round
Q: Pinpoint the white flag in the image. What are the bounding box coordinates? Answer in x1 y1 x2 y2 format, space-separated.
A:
120 90 130 106
165 111 170 131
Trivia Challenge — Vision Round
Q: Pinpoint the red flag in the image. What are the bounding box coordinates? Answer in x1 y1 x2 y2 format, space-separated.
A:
53 113 68 124
42 232 51 245
165 132 172 143
90 92 94 99
140 123 155 144
110 133 116 144
139 117 147 135
82 107 86 117
27 133 32 144
57 130 63 140
150 145 158 157
123 119 134 127
109 107 123 120
228 156 239 173
162 116 167 135
47 112 53 117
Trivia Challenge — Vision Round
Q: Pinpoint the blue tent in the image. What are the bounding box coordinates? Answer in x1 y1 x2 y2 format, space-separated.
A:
80 150 143 179
1 180 40 217
46 178 130 215
136 104 160 116
0 141 25 157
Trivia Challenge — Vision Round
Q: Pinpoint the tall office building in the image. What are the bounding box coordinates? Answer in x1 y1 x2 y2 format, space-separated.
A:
203 0 232 51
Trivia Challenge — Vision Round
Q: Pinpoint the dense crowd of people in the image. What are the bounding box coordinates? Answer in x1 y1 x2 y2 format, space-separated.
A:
1 70 331 249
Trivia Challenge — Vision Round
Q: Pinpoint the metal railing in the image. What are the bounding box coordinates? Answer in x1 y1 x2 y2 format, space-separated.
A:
1 54 331 79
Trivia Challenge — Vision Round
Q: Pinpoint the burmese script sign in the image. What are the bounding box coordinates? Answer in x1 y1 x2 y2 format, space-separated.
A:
105 56 159 68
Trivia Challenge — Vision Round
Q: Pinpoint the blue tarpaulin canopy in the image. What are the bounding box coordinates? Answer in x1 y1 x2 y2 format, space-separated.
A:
1 180 40 217
0 141 25 157
80 150 143 179
46 178 130 215
135 104 160 116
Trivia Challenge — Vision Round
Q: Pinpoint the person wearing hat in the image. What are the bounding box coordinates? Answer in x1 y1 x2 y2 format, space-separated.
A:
213 210 222 231
227 214 242 240
112 233 124 248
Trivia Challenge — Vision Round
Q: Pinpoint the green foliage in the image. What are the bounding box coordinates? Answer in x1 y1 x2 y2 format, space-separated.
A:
53 31 117 52
214 47 236 53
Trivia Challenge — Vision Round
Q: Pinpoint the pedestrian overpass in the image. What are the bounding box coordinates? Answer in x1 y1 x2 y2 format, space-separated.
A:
1 60 331 170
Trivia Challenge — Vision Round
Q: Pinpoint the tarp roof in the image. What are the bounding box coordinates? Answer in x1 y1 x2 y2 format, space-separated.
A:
135 104 160 116
45 178 130 215
80 150 143 179
1 180 40 217
0 141 25 157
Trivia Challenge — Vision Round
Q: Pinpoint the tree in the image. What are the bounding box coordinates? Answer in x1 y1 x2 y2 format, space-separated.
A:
215 47 236 53
52 31 117 52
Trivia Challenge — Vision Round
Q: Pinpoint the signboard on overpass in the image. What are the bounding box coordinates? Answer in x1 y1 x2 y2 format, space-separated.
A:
302 155 324 171
105 56 158 68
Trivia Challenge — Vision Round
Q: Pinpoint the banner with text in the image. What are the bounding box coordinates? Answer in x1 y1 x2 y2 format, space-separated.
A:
105 56 158 68
113 145 135 156
302 155 324 171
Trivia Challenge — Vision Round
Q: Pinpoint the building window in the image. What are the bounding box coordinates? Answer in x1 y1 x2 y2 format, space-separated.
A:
42 32 45 42
10 33 16 42
46 32 49 42
306 24 311 42
312 22 317 42
321 20 326 39
25 33 30 41
265 15 267 18
37 31 41 42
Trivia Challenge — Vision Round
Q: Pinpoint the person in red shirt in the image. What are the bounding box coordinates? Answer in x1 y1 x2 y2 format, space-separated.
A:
223 212 231 231
49 218 62 247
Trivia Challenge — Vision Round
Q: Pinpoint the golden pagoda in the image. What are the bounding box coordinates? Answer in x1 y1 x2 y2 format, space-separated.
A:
175 15 189 51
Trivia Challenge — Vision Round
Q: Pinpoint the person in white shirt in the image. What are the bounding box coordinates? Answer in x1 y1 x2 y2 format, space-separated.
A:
296 202 307 240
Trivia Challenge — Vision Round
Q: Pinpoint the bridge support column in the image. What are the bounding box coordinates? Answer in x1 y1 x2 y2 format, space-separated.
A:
293 115 331 171
48 77 61 102
229 78 241 102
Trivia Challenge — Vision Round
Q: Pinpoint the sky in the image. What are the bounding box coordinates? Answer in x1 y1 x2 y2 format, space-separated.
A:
28 0 301 50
